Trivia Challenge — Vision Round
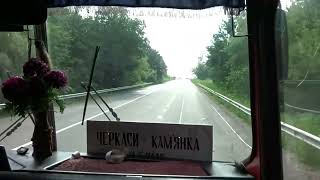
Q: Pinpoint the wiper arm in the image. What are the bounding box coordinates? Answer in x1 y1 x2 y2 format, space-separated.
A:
90 85 120 121
81 83 111 121
82 46 100 125
81 82 120 121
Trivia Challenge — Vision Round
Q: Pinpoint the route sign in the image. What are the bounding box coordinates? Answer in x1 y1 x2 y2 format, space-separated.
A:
87 121 213 161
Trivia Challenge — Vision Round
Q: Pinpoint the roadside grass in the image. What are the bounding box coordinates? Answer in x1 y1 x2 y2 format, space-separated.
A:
192 79 251 125
192 79 320 168
282 111 320 137
282 133 320 168
192 79 251 107
281 112 320 168
282 82 320 111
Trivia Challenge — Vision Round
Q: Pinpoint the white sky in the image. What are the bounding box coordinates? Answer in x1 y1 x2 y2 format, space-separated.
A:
129 0 291 78
130 8 226 78
81 0 291 78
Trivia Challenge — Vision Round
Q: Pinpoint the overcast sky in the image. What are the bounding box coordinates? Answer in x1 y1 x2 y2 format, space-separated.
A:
130 0 291 78
130 8 226 78
81 0 291 78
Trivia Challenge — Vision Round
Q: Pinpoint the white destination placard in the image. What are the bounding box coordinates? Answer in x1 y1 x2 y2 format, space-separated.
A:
87 121 213 161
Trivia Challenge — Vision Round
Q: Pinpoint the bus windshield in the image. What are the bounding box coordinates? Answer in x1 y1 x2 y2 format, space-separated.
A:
0 1 318 179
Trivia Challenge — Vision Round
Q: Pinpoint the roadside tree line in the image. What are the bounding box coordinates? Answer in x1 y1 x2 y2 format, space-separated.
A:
0 7 168 97
193 0 320 101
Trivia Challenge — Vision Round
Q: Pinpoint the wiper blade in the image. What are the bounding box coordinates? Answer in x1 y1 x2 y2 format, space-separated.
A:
90 85 120 121
81 82 120 121
81 83 111 121
82 46 100 125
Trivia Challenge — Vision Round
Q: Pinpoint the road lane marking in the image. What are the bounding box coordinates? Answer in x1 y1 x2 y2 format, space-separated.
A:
200 117 207 121
179 98 185 124
158 95 176 114
165 95 176 108
12 91 155 151
211 105 252 149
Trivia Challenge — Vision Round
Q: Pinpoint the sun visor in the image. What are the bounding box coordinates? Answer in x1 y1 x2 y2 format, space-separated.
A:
0 0 47 31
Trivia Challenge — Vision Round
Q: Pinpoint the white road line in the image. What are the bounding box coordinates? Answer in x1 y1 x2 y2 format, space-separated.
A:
165 95 176 108
200 117 207 121
179 98 185 124
211 105 252 149
12 91 155 150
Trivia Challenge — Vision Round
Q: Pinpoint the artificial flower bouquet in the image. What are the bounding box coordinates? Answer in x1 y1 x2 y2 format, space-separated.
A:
1 58 67 158
2 58 67 116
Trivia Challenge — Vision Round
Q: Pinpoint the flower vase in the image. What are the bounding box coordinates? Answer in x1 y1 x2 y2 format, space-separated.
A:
31 111 53 159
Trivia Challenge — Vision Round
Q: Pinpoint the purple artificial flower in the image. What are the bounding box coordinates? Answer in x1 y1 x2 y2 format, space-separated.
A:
1 76 28 103
45 71 67 89
23 58 49 78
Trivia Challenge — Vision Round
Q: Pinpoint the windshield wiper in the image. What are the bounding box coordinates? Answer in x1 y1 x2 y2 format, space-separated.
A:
82 46 100 125
81 83 111 121
81 82 120 121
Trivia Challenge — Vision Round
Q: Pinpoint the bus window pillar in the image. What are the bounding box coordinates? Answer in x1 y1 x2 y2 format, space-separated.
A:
34 23 58 152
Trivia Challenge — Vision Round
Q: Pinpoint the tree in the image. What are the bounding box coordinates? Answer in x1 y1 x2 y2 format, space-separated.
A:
193 56 209 80
195 15 250 98
286 0 320 80
206 20 231 82
45 7 168 91
145 48 167 82
194 0 320 99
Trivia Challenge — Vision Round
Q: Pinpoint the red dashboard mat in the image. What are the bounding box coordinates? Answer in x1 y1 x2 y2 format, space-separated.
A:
53 158 207 176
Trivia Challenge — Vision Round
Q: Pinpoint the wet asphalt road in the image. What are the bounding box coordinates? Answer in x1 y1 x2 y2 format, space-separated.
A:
0 79 252 162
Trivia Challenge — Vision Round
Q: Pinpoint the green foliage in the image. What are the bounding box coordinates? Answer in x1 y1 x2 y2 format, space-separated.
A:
192 1 320 168
4 102 28 118
282 82 320 111
0 32 28 82
193 0 320 104
50 89 65 113
192 57 209 80
286 0 320 80
282 112 320 135
0 6 168 100
282 131 320 168
145 48 167 83
47 7 167 90
192 79 250 107
193 15 250 100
